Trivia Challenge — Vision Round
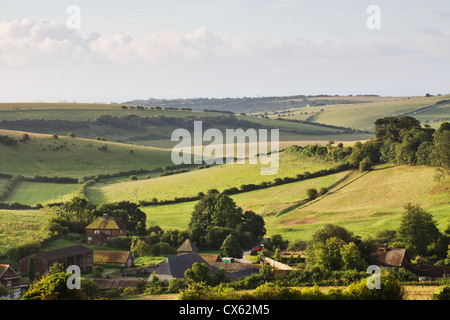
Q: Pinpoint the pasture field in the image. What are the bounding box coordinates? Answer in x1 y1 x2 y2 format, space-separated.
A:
281 94 450 131
0 130 173 178
0 102 202 121
85 152 340 204
141 170 350 230
139 164 449 244
0 208 51 255
4 182 79 205
265 164 450 241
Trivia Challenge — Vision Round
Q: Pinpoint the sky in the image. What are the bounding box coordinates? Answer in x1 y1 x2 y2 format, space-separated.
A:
0 0 449 103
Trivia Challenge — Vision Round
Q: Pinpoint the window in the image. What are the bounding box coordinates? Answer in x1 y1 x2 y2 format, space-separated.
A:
94 230 99 234
7 281 11 287
105 230 111 234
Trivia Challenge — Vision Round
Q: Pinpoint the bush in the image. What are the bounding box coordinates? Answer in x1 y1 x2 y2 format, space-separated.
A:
344 269 405 300
168 278 188 293
306 188 318 200
318 187 328 196
431 285 450 300
359 157 373 172
250 283 302 300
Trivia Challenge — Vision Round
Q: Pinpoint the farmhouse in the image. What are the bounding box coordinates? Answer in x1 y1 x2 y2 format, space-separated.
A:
85 213 127 246
19 245 94 275
94 250 134 267
0 264 27 300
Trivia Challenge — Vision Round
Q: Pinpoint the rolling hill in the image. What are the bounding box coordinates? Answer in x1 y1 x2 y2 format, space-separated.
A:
0 129 173 178
272 94 450 131
139 164 449 242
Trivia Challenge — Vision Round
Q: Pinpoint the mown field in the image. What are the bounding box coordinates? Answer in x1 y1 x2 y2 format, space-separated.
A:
4 182 79 205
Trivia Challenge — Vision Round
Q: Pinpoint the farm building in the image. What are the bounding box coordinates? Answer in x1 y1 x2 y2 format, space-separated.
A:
375 243 450 280
85 213 127 246
19 245 94 275
0 264 27 300
149 252 218 281
177 239 199 255
94 250 134 267
375 244 411 269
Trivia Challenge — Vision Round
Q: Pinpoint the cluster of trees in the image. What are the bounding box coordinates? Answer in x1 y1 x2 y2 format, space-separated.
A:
286 116 450 175
187 190 266 256
304 203 450 271
47 197 147 236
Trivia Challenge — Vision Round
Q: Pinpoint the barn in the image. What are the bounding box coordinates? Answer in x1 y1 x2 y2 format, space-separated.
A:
19 245 94 275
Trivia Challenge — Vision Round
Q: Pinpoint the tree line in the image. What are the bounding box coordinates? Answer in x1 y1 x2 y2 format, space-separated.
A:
285 116 450 176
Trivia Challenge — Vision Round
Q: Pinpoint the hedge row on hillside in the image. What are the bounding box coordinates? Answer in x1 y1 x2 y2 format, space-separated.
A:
138 163 351 206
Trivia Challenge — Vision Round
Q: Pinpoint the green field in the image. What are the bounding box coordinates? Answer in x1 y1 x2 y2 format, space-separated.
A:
281 95 450 131
86 152 340 204
0 130 173 178
264 164 450 241
5 182 79 205
0 209 51 254
139 164 449 243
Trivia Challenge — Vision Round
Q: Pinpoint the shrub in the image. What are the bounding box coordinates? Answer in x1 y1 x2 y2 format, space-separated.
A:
344 269 405 300
306 188 318 200
431 285 450 300
168 278 187 293
250 283 302 300
359 156 373 172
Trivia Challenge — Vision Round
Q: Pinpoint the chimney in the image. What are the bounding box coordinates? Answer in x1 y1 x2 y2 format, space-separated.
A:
102 213 109 220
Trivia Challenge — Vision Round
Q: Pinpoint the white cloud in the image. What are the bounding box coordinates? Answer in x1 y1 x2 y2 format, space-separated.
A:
0 18 449 69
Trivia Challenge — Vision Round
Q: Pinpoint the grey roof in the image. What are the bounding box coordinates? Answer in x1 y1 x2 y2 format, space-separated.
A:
177 239 199 253
154 253 217 279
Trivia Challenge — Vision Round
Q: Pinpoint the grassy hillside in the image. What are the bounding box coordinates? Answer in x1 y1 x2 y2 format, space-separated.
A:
0 129 173 178
4 182 79 205
139 164 449 243
0 208 51 254
0 102 370 150
278 95 450 131
85 152 341 204
265 164 450 241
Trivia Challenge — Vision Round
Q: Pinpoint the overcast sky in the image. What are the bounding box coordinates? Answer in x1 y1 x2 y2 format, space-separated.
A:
0 0 449 102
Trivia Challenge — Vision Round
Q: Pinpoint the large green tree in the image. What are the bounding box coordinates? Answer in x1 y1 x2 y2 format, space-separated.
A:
397 203 442 256
220 234 243 259
21 271 85 300
188 190 265 250
431 122 450 177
